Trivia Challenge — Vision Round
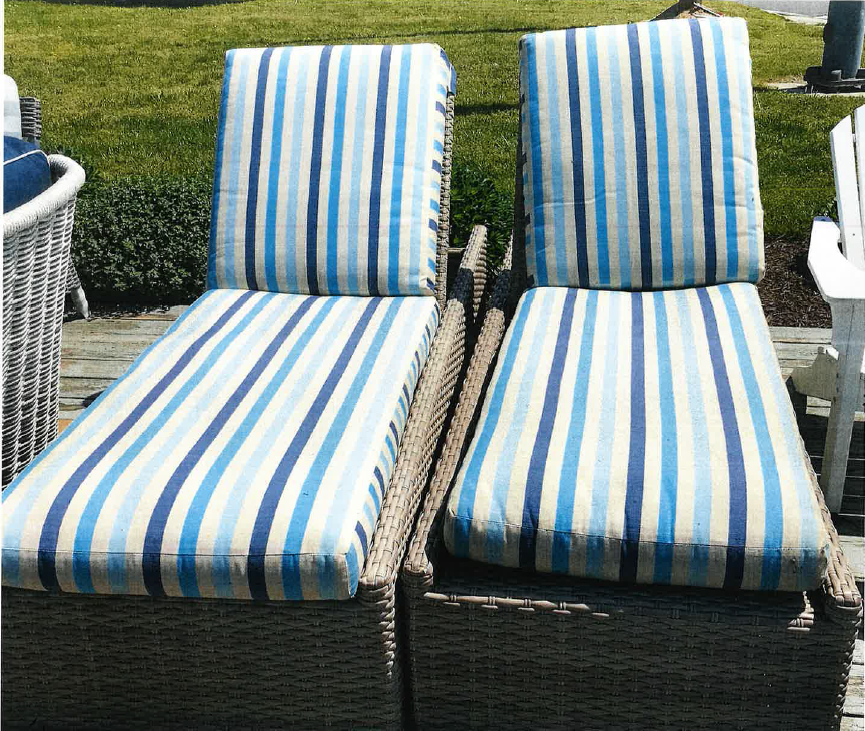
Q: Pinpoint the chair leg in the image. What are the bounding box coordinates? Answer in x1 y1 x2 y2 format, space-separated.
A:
820 301 865 513
65 263 89 319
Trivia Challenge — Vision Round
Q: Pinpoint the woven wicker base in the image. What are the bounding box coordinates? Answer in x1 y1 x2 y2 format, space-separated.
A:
2 588 401 730
405 558 858 730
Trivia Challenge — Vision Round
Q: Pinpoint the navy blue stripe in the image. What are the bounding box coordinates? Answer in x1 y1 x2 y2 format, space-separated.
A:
619 294 646 583
627 25 653 290
354 522 368 556
564 28 589 287
696 288 747 589
373 466 385 495
246 298 381 600
305 46 334 295
36 292 256 591
367 46 392 296
141 297 316 597
690 20 717 284
244 48 275 291
518 289 577 568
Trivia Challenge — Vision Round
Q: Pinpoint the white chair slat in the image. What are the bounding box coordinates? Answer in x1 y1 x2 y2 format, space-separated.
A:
831 115 865 270
852 105 865 270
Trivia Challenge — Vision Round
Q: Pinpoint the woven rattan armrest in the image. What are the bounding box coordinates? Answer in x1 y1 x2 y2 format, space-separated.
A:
358 224 488 601
402 240 512 591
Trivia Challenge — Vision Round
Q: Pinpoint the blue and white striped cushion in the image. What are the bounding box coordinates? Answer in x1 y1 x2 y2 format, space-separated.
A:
520 18 764 291
2 290 439 601
445 285 829 592
208 44 455 297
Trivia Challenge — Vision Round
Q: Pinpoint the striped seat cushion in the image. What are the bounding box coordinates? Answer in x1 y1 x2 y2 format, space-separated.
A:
444 285 830 591
2 290 439 601
520 18 763 291
209 43 455 297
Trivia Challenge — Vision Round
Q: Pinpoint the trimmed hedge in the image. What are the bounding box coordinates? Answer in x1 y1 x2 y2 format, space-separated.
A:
71 159 512 305
72 176 212 305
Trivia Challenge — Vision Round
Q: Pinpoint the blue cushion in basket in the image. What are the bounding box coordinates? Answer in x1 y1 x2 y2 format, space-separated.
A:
4 136 51 214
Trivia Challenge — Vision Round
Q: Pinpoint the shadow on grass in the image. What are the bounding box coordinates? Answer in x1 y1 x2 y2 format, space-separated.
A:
34 0 250 7
456 103 519 116
267 27 541 46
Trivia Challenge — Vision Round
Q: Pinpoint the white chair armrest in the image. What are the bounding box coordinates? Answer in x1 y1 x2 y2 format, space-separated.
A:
808 217 865 303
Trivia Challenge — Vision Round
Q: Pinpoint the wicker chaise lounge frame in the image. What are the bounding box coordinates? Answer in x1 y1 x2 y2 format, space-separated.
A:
2 95 489 730
2 119 84 487
401 142 863 730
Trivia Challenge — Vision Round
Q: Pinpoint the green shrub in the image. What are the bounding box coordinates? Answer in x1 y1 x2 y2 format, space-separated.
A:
72 176 212 305
449 159 512 269
71 159 513 304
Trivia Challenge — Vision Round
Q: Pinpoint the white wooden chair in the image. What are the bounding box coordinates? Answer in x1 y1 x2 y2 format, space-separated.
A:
791 106 865 514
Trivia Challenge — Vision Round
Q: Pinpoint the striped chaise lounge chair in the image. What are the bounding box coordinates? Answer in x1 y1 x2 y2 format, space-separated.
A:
2 43 487 729
401 18 862 730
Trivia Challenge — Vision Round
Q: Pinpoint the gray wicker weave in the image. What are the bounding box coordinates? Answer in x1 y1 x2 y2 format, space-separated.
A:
2 154 85 486
18 96 90 318
400 140 864 730
1 95 490 730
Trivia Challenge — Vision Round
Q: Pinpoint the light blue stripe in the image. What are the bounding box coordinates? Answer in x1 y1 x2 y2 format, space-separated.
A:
176 297 337 597
552 290 597 574
674 292 712 585
409 48 432 296
525 39 548 285
283 53 310 293
103 295 275 593
345 545 359 595
741 285 820 589
387 49 412 294
710 22 739 281
222 54 252 289
263 49 292 293
671 28 695 286
651 292 679 584
1 292 217 583
543 34 569 287
585 292 621 579
346 52 370 294
326 46 352 294
648 23 674 286
585 29 610 286
605 28 632 289
735 22 760 282
450 290 534 558
719 285 784 589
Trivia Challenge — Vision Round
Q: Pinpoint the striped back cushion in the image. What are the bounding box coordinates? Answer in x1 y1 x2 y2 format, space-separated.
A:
520 18 764 291
209 44 455 297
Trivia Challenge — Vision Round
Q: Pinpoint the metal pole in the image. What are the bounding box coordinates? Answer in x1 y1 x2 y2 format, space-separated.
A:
821 0 865 80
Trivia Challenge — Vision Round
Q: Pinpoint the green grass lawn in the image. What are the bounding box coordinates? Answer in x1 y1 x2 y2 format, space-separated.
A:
5 0 864 295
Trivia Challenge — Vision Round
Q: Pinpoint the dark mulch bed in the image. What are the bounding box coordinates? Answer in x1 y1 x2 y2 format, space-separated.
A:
759 238 831 329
